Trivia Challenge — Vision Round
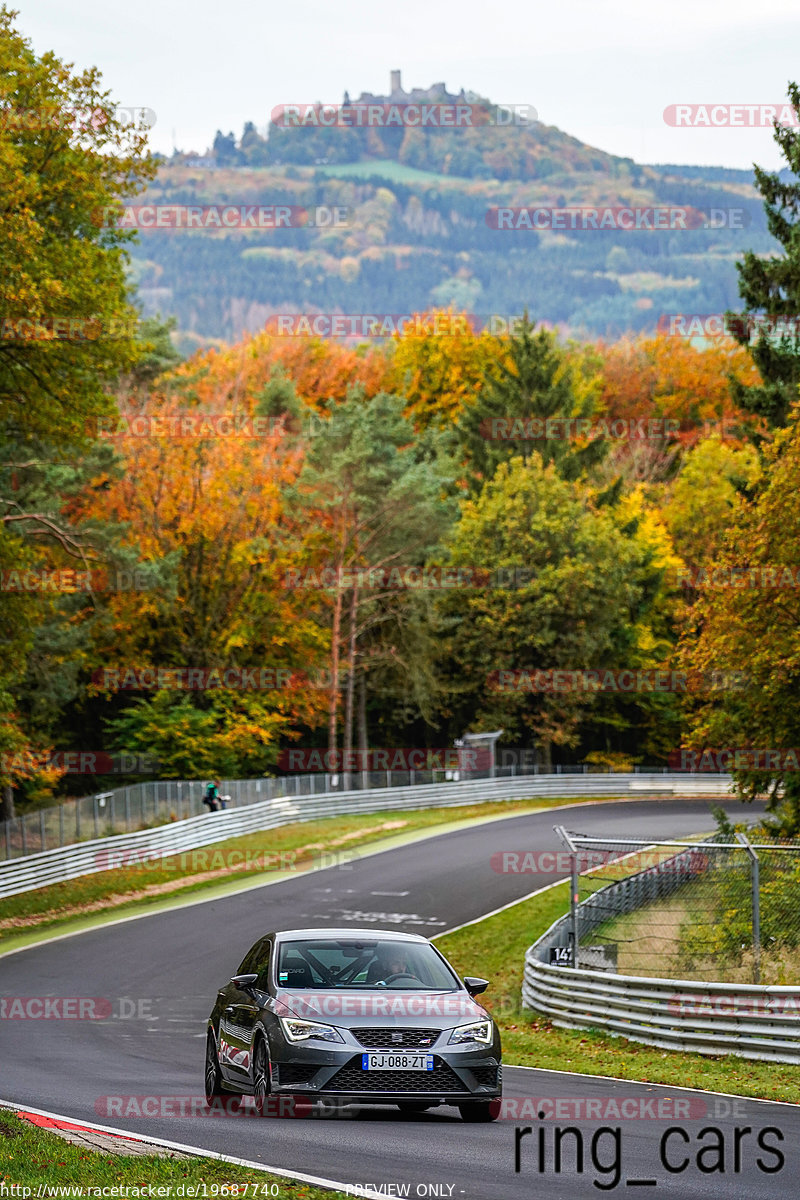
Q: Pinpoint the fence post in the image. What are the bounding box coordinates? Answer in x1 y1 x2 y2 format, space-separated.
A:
40 809 46 852
736 832 761 984
555 825 579 968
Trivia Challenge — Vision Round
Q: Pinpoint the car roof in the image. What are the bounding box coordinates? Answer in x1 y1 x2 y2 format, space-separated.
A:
272 928 430 944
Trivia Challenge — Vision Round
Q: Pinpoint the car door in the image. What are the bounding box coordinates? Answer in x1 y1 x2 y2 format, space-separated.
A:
218 938 271 1083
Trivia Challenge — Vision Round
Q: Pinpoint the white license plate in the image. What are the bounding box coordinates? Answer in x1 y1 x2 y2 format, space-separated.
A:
361 1053 434 1071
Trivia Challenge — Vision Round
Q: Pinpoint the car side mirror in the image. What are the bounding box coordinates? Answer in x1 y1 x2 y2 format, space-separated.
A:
464 976 489 996
231 972 259 992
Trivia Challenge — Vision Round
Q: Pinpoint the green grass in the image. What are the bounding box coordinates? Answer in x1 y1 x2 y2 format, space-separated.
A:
0 795 604 945
0 1109 345 1195
435 881 800 1105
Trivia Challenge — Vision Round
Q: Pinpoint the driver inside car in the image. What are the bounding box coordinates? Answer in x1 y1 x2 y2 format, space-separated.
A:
367 949 417 984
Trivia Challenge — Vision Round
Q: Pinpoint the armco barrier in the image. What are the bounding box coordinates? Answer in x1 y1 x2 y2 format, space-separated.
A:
522 835 800 1064
522 959 800 1064
0 772 731 899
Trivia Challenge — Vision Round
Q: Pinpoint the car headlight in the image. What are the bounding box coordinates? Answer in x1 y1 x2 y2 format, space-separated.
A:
279 1016 344 1043
448 1019 493 1045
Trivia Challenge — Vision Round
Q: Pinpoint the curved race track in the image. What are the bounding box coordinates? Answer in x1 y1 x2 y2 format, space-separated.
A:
2 796 797 1198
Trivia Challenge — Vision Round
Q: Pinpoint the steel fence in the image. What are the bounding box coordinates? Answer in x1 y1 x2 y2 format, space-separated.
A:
0 764 733 861
0 771 732 899
522 828 800 1062
555 829 800 984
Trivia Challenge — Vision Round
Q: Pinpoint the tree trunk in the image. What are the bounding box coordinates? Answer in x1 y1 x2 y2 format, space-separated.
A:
342 585 359 790
1 784 14 822
328 582 343 784
357 670 369 790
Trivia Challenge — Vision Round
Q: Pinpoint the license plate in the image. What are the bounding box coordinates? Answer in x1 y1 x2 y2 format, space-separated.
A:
361 1053 434 1071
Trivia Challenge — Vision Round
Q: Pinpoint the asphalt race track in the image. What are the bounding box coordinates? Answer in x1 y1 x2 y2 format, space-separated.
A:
3 796 798 1198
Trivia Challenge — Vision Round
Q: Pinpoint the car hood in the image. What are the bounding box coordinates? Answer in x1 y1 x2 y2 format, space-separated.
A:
273 989 489 1029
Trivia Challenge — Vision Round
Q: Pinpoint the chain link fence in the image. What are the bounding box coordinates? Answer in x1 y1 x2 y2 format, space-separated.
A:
0 762 722 861
554 827 800 984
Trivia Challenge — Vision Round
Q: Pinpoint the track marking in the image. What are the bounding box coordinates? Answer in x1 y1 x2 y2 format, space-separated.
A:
0 1098 391 1199
505 1063 800 1111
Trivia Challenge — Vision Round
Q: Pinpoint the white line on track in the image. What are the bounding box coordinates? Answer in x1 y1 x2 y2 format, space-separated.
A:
0 1098 389 1199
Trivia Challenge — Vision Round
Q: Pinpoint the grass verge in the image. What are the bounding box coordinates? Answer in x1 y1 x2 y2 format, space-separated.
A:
0 1110 345 1195
0 795 605 945
435 880 800 1105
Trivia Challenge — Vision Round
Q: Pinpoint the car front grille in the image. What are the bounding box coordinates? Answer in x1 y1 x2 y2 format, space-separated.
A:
352 1028 441 1049
326 1055 465 1093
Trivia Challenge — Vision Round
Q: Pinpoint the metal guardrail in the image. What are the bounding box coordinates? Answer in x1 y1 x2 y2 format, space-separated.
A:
0 763 733 861
0 771 732 899
522 835 800 1064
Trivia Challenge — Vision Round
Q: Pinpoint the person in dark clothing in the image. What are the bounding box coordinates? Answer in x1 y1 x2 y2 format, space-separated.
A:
202 780 220 812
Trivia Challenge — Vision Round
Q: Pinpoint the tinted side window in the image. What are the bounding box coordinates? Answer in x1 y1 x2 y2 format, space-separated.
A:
251 941 272 989
238 937 268 975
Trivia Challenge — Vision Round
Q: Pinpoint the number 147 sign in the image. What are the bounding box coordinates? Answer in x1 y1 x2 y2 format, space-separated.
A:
549 946 573 965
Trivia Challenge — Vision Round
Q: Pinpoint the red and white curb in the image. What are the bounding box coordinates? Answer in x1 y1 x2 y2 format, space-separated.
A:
0 1099 385 1197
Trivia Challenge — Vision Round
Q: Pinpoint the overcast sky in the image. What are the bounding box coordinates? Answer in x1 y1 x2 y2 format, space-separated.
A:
21 0 800 171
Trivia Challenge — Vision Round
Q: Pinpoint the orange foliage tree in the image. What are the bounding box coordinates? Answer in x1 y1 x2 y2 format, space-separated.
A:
591 334 762 446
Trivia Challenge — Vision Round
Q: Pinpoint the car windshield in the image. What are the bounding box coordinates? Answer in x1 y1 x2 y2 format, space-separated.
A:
276 938 460 990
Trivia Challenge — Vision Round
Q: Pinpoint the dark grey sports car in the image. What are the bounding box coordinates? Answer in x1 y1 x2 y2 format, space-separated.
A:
205 927 502 1121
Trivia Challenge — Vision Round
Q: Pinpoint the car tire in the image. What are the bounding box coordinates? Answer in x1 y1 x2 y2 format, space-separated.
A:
253 1037 271 1116
204 1030 225 1107
458 1099 501 1123
396 1102 435 1114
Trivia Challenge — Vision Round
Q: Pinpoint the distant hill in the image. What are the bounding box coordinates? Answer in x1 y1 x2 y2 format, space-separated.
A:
132 74 776 348
202 72 633 182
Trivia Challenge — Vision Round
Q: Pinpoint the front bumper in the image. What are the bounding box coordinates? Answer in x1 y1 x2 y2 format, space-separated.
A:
271 1042 501 1103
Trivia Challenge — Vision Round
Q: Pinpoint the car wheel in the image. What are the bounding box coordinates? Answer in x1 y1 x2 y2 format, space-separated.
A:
253 1038 271 1116
397 1102 434 1114
204 1031 224 1107
458 1099 501 1123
